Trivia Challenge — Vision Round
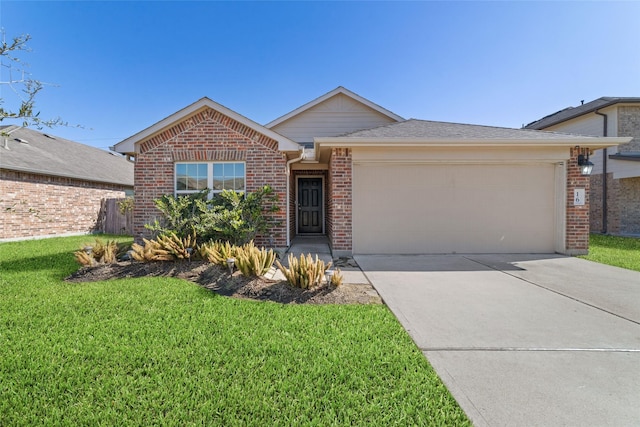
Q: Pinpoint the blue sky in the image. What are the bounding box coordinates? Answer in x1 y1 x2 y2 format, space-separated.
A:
1 1 639 151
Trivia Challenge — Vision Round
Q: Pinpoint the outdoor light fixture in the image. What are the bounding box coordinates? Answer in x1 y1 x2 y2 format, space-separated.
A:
325 270 334 285
577 152 594 176
227 258 235 274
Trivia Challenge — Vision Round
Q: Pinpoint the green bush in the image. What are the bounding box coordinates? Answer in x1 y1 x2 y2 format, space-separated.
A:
146 186 280 245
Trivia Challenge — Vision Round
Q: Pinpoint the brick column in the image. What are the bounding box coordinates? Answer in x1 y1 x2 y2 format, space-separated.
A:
566 147 591 255
328 148 352 256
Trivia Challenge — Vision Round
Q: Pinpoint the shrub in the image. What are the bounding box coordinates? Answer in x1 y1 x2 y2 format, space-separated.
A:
130 232 198 262
275 253 331 289
329 269 343 286
130 239 174 262
145 186 280 245
198 240 236 266
235 241 276 277
74 238 126 266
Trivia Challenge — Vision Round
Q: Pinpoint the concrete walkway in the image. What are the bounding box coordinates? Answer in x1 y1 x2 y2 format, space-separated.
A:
355 254 640 427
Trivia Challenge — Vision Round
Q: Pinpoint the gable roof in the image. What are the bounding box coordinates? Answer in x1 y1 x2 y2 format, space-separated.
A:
112 97 301 154
525 97 640 130
1 126 133 186
265 86 404 129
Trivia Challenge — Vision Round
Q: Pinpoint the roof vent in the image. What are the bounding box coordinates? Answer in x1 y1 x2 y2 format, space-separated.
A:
43 134 56 140
14 138 29 144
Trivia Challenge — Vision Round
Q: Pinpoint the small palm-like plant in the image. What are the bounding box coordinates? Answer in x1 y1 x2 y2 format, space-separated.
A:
130 238 174 262
235 241 276 277
275 253 331 289
74 238 124 266
199 240 236 266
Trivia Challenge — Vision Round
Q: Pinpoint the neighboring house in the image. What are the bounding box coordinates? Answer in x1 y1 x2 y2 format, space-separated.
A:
0 126 134 241
113 87 628 255
526 97 640 236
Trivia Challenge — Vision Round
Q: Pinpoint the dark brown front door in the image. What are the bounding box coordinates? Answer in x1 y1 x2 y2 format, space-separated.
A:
298 178 323 234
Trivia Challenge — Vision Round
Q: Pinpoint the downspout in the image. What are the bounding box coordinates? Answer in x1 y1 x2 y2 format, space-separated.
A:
285 148 305 247
595 110 608 234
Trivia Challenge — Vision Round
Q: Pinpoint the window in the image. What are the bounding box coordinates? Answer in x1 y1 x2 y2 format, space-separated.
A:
175 162 245 197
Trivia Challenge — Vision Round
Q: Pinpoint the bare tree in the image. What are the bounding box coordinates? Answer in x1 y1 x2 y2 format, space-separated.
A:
0 31 67 129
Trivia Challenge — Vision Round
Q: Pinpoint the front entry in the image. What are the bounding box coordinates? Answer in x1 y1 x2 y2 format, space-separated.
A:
298 177 323 234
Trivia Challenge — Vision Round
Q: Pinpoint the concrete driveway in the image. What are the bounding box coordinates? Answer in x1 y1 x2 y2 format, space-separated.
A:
355 254 640 427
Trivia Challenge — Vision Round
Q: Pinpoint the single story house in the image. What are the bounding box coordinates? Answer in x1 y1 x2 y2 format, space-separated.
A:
525 97 640 236
113 87 629 255
0 126 134 241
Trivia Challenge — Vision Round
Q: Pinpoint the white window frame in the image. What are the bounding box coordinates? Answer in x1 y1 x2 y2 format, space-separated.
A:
174 162 246 198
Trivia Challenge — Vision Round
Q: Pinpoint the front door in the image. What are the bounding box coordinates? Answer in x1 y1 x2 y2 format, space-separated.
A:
298 178 323 234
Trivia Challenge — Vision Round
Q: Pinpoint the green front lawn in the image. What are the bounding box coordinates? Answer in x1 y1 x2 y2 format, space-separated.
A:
0 235 469 426
581 234 640 272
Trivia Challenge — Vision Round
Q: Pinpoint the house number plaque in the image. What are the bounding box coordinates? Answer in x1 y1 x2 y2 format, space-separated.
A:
574 189 585 206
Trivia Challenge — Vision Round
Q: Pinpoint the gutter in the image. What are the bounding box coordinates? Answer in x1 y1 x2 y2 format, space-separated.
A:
595 110 608 234
285 148 305 247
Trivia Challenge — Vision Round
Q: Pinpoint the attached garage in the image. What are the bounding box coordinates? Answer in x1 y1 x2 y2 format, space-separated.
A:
316 119 626 256
353 161 561 254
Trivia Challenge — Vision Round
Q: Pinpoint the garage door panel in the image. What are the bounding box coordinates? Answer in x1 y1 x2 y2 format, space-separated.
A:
353 163 556 254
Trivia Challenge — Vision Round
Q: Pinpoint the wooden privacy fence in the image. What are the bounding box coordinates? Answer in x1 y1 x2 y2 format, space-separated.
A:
98 198 133 235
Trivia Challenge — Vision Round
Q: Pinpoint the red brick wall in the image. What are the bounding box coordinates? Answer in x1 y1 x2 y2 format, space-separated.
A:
0 169 127 240
566 147 591 254
327 148 352 253
133 107 288 247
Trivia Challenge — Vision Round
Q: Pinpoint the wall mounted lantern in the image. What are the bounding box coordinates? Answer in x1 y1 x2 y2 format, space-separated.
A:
577 152 594 176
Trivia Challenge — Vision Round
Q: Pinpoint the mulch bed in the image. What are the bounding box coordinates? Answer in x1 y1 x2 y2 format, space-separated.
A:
66 260 382 305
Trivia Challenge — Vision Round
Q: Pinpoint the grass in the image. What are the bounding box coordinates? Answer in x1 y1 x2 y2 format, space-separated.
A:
581 234 640 272
0 235 470 426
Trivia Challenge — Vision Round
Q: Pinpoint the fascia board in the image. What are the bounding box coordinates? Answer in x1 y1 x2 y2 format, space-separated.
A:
313 137 631 160
315 137 629 148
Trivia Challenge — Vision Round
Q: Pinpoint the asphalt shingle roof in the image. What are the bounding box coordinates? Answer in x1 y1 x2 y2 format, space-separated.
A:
1 126 133 186
525 97 640 130
342 119 591 140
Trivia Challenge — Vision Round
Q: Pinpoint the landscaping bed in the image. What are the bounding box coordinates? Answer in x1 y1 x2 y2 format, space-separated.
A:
66 260 382 305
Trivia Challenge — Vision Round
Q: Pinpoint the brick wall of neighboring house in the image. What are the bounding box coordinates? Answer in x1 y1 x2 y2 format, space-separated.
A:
565 147 591 254
290 170 328 240
588 106 640 236
133 107 288 248
0 169 127 240
619 177 640 234
327 148 352 254
617 106 640 153
589 173 621 234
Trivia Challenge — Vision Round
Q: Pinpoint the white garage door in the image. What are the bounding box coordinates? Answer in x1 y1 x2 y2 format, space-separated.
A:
353 163 557 254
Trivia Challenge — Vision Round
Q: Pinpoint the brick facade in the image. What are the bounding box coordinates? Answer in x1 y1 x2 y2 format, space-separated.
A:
585 173 640 236
327 148 352 254
565 147 591 254
617 106 640 153
133 107 288 247
0 169 127 240
588 106 640 236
